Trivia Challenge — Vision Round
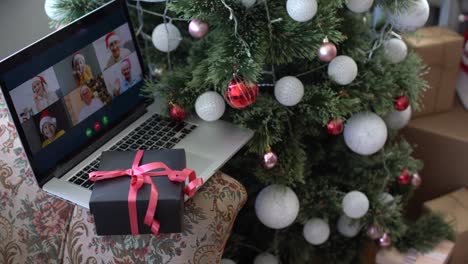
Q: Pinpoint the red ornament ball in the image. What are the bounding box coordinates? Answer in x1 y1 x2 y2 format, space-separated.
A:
262 150 278 169
327 119 344 135
397 169 412 185
411 173 422 187
318 41 337 62
394 95 410 111
225 78 259 109
169 104 186 121
94 121 101 132
378 233 392 247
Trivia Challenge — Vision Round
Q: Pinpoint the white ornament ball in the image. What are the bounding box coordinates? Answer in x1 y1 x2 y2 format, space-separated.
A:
328 55 358 85
220 259 237 264
342 191 369 219
345 0 374 13
344 112 388 155
195 91 226 122
380 192 394 204
286 0 318 22
44 0 66 21
384 38 408 64
255 184 300 229
240 0 256 8
384 106 412 130
274 76 304 106
152 23 182 52
254 253 279 264
303 218 330 245
389 0 430 32
337 215 362 238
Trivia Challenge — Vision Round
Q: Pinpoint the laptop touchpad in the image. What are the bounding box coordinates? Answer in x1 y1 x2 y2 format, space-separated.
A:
185 151 212 174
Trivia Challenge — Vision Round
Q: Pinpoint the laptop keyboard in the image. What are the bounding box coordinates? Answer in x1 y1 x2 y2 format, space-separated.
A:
67 114 197 190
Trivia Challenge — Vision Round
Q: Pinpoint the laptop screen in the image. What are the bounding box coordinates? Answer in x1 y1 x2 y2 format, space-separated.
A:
0 1 145 183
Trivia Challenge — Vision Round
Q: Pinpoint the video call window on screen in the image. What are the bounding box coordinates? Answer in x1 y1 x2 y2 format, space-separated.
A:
9 23 143 154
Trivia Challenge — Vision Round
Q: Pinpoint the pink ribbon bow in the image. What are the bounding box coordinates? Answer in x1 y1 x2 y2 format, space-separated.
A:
89 150 203 235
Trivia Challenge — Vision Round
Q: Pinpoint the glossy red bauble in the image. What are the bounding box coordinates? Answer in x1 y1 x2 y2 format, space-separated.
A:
394 95 410 111
397 169 412 185
327 119 344 135
169 104 187 121
225 78 258 109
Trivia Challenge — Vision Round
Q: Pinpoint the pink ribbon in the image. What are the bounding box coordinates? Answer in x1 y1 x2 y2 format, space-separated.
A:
89 150 203 235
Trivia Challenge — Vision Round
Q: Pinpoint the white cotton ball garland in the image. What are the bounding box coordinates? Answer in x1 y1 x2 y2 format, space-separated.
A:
303 218 331 245
342 191 370 219
195 91 226 121
345 0 374 13
286 0 318 22
384 38 408 64
384 106 412 130
44 0 66 21
344 112 388 155
152 23 182 52
337 215 362 238
274 76 304 106
328 55 358 85
388 0 430 32
255 184 300 229
254 253 280 264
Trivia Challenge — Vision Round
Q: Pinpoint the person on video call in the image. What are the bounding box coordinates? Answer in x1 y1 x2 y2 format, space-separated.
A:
78 85 104 123
113 58 138 96
39 110 65 147
32 75 59 113
105 31 131 68
72 53 93 87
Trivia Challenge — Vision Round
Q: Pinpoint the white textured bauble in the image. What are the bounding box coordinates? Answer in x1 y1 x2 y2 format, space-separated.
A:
345 0 374 13
384 38 408 64
152 23 182 52
328 55 358 85
255 184 300 229
380 192 394 204
342 191 369 219
337 215 361 238
344 112 388 155
388 0 430 32
44 0 66 21
303 218 330 245
384 106 412 130
274 76 304 106
195 91 226 122
254 253 279 264
220 259 237 264
286 0 318 22
240 0 256 8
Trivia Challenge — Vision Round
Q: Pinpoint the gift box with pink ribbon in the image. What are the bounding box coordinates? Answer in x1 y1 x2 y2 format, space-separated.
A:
88 149 203 236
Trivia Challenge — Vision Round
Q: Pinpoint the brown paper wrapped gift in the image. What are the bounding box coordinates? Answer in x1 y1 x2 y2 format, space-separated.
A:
404 27 464 117
375 241 454 264
424 188 468 264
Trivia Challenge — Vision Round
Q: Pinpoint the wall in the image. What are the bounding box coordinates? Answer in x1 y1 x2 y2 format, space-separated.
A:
0 0 53 60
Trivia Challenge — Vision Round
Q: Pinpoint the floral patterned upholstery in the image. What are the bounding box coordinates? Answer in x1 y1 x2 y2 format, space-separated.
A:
0 90 247 264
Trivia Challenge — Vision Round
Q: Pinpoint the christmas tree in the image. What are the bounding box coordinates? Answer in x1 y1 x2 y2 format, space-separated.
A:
47 0 454 263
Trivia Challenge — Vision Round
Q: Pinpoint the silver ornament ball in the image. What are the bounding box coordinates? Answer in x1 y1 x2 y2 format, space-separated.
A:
254 253 279 264
188 20 209 39
345 0 374 13
195 91 226 122
384 38 408 64
152 23 182 52
344 112 388 155
328 55 358 85
303 218 331 245
286 0 318 22
255 184 300 229
388 0 430 32
384 106 412 130
274 76 304 106
337 215 362 238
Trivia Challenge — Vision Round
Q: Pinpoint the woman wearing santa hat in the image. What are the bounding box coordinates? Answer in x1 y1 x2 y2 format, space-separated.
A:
105 31 131 68
32 75 59 113
39 110 65 147
72 52 93 87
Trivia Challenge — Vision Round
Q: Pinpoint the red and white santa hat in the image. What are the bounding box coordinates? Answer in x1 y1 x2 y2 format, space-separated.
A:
105 32 120 49
39 110 57 133
32 75 47 87
121 58 131 69
71 52 85 67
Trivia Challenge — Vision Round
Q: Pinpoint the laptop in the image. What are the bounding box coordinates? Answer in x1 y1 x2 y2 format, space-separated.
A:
0 0 253 209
